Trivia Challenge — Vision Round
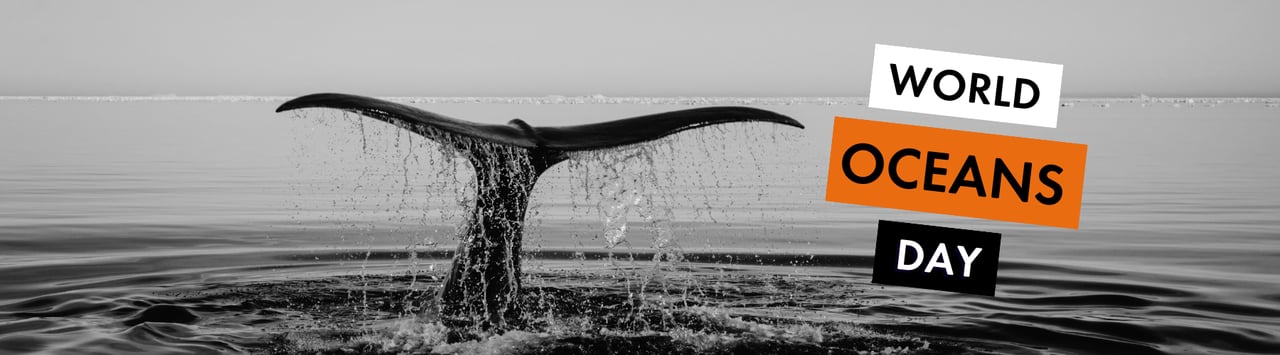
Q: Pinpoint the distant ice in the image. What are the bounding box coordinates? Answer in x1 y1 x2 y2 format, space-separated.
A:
0 95 1275 107
0 95 860 105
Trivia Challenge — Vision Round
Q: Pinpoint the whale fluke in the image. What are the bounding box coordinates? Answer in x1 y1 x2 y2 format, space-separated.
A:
277 93 802 152
277 93 803 329
277 93 541 148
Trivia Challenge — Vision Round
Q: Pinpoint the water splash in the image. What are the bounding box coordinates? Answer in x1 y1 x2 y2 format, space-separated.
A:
567 145 665 249
283 107 817 344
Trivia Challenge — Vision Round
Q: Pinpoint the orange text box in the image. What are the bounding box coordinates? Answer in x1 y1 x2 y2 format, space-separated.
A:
825 117 1087 229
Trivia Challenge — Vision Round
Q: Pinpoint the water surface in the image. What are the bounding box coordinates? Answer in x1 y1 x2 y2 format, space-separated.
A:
1 99 1277 354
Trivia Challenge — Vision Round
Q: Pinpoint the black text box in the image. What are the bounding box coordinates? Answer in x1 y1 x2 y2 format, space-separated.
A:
872 220 1002 296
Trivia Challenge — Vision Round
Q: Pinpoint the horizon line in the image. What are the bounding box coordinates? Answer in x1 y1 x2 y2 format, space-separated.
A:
1 95 1277 105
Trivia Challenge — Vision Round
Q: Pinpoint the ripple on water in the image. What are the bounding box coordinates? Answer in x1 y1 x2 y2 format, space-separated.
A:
1 251 1278 354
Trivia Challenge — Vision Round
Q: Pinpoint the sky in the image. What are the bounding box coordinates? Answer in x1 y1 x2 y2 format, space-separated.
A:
1 0 1277 97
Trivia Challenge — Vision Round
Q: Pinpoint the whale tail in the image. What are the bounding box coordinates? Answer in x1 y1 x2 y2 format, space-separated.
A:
276 93 803 328
277 93 802 172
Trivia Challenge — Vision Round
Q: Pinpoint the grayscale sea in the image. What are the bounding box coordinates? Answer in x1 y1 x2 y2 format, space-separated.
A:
1 98 1277 354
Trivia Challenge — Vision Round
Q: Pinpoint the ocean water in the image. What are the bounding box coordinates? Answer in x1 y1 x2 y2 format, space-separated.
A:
0 98 1278 354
